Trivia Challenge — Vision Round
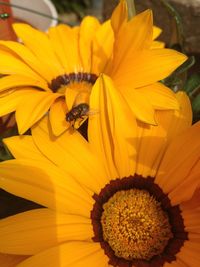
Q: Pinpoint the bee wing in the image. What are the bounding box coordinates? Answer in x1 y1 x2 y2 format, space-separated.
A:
87 108 99 116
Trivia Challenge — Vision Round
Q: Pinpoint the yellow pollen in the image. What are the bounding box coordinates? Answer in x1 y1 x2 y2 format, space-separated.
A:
101 189 173 261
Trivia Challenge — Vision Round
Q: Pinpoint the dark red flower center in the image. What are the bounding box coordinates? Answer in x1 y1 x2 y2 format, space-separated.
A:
91 175 188 267
49 72 98 92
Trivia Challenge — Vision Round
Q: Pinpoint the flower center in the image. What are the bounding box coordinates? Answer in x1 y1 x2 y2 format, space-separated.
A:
91 176 188 267
49 72 98 93
101 189 173 261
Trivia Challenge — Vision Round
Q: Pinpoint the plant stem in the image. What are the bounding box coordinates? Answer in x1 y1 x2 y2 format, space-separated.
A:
126 0 136 19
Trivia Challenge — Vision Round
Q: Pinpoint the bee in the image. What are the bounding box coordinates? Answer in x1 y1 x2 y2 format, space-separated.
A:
0 13 10 20
66 103 89 128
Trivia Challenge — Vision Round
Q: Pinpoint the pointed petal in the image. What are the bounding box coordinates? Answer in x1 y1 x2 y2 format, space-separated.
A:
15 242 108 267
136 92 192 178
89 75 137 178
65 86 79 111
47 26 72 73
122 87 156 124
0 89 35 117
156 121 200 204
113 49 187 88
138 82 179 110
0 41 53 82
0 50 42 79
48 24 80 73
49 98 69 136
111 0 127 34
151 41 165 49
0 75 49 93
181 189 200 233
3 135 47 161
79 16 100 72
13 24 64 77
109 10 153 75
32 116 108 193
168 161 200 205
15 91 60 134
0 208 93 255
92 20 114 74
170 92 192 135
180 188 200 212
153 26 162 40
177 241 200 267
0 159 93 217
0 253 27 267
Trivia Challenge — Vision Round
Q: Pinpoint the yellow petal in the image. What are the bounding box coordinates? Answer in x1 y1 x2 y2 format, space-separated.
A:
122 87 156 124
32 116 108 193
109 10 153 75
0 50 42 79
89 75 137 179
3 135 47 161
181 190 200 233
15 91 60 134
180 188 200 213
113 49 187 89
156 121 200 204
168 162 200 205
16 242 108 267
163 259 187 267
49 98 69 136
153 26 162 40
65 85 80 110
0 208 93 255
0 159 93 217
79 16 100 72
0 41 53 82
47 26 71 73
177 241 200 267
111 0 127 34
0 253 27 267
49 24 81 73
151 26 164 49
0 90 27 116
137 82 179 110
92 20 114 74
136 92 192 178
13 23 64 77
170 92 192 136
0 75 49 93
151 40 165 49
0 89 35 117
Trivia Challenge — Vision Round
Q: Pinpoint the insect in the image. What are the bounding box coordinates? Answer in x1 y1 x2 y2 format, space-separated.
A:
0 13 10 20
66 103 89 128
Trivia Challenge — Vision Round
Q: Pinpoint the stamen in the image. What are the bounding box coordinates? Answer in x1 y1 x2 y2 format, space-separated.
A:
101 189 173 261
91 176 188 267
49 72 98 92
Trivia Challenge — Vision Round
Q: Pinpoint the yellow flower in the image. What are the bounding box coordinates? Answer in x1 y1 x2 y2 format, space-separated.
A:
0 76 198 267
0 0 186 135
152 26 165 48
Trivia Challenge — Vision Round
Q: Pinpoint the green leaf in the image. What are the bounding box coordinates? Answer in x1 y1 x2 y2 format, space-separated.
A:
126 0 136 19
175 56 195 76
183 73 200 96
0 143 13 161
192 94 200 114
160 0 184 50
